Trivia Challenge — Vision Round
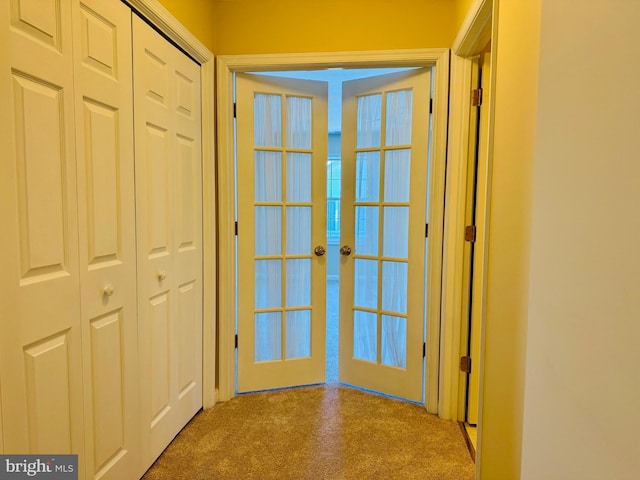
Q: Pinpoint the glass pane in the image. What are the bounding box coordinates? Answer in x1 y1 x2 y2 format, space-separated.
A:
327 199 340 239
254 151 282 202
354 310 377 362
286 96 312 149
355 152 380 202
383 207 409 258
354 259 378 309
385 89 413 146
382 261 408 314
355 206 378 256
384 149 411 202
381 315 407 368
254 93 282 147
255 260 281 308
255 206 281 256
255 312 281 361
286 259 310 307
286 153 311 202
286 207 311 255
356 94 382 148
286 310 311 359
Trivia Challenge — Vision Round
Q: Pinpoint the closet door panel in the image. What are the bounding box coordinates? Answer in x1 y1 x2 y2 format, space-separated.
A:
134 18 176 462
133 14 203 469
173 50 203 426
0 0 85 460
72 0 141 478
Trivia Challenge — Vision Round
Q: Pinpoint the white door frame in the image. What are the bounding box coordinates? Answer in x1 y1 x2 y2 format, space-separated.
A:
217 49 449 413
438 0 494 450
127 0 217 409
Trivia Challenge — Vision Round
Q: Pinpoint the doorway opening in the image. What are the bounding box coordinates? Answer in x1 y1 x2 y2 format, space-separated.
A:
250 68 417 386
216 49 449 411
234 67 431 400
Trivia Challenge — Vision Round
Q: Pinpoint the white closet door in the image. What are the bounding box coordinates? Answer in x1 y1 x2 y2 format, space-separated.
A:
71 1 141 478
133 14 203 469
0 0 85 461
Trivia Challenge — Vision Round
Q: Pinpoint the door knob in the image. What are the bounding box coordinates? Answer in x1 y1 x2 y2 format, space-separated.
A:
103 284 115 296
340 245 352 256
314 245 326 257
157 270 167 281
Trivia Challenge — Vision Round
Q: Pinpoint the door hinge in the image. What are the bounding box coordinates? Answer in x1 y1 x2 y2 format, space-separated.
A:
233 102 237 118
425 223 429 238
464 225 477 242
235 221 238 236
235 334 238 349
423 342 426 358
460 355 472 373
429 97 433 114
472 88 483 107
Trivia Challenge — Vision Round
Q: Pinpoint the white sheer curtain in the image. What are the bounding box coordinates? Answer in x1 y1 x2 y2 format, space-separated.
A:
254 93 283 361
352 88 413 368
253 94 314 361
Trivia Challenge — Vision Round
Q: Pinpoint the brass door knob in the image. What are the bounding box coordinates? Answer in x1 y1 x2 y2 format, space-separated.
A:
314 246 326 256
340 245 352 256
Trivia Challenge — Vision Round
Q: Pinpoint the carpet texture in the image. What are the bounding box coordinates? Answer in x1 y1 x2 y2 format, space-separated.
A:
142 385 475 480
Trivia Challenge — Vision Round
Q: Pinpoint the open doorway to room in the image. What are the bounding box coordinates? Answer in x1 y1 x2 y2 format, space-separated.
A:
233 67 431 402
216 50 450 413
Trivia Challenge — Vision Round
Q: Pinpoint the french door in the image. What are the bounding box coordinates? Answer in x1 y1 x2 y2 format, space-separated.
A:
339 69 431 403
236 73 328 392
235 69 431 402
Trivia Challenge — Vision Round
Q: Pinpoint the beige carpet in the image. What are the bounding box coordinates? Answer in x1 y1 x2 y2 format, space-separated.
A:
142 385 475 480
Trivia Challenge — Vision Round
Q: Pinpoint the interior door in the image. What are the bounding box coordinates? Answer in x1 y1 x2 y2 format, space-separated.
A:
236 73 328 392
0 0 86 460
339 69 431 403
71 0 141 478
133 14 203 469
466 51 491 425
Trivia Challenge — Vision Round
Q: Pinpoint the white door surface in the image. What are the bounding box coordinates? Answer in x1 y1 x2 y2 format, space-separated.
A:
133 15 203 469
339 69 431 403
0 0 86 460
235 73 328 392
467 51 491 425
72 0 141 477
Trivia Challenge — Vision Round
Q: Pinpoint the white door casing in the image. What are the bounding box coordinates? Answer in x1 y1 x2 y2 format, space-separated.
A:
467 51 491 425
71 0 142 477
132 14 203 469
0 0 86 462
339 69 431 403
235 73 328 392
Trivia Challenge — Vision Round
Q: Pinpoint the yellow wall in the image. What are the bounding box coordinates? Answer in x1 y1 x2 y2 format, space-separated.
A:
453 0 475 34
521 1 640 478
156 0 216 52
477 0 541 478
159 0 457 56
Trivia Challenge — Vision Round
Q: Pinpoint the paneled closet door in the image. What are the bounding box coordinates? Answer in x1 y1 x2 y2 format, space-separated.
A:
71 1 141 478
0 0 85 463
133 14 203 470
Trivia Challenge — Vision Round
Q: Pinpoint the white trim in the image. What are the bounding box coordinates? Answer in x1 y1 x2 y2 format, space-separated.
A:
453 0 493 57
125 0 210 64
439 54 474 421
439 0 495 424
129 0 217 408
216 50 449 412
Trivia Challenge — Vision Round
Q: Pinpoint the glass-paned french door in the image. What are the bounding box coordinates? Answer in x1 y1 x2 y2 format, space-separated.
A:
235 69 431 402
339 69 431 402
236 73 328 392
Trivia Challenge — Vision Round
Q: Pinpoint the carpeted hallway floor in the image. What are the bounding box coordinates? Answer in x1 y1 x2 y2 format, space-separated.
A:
142 385 475 480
